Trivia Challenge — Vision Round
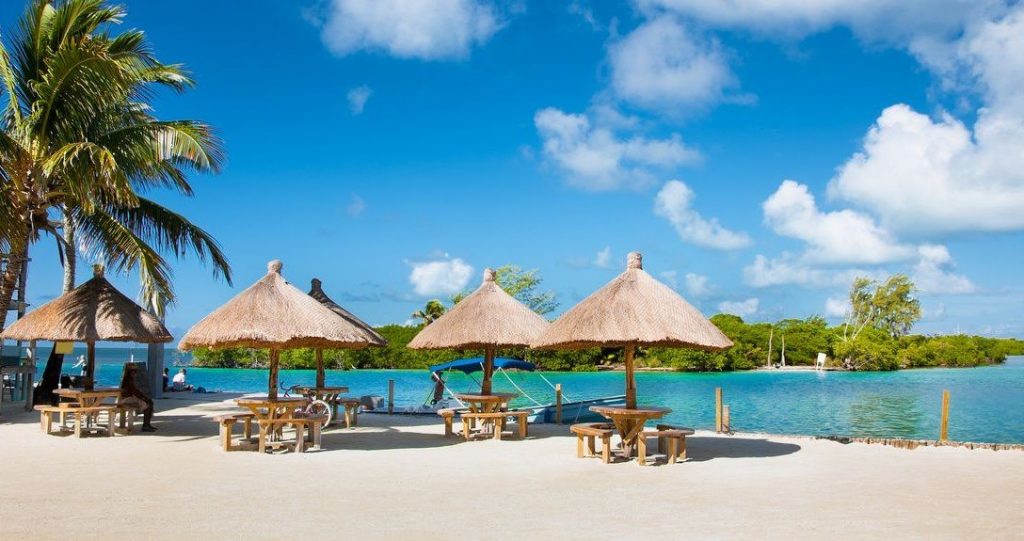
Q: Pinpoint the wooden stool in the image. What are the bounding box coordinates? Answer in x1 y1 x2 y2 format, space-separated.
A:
570 423 614 463
637 425 695 466
213 413 256 452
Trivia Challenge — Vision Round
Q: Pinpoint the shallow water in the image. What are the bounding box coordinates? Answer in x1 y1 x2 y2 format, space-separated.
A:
38 349 1024 444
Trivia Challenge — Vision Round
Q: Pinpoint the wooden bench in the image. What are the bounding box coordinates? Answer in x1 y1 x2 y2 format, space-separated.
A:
570 422 614 463
36 405 117 437
461 410 529 441
214 413 257 452
338 398 361 428
256 415 326 454
637 424 696 466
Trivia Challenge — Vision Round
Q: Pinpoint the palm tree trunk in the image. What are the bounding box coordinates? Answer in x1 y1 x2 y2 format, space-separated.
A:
0 239 29 332
62 212 76 292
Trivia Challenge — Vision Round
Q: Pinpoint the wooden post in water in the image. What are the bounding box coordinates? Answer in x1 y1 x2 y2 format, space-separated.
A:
555 384 563 424
388 379 395 415
723 405 731 434
715 387 723 433
939 390 950 441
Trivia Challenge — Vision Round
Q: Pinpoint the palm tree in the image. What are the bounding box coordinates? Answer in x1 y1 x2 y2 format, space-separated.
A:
411 300 447 326
0 0 231 328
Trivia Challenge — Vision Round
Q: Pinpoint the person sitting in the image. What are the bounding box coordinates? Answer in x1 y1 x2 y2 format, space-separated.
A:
120 364 156 432
171 368 194 392
162 368 170 392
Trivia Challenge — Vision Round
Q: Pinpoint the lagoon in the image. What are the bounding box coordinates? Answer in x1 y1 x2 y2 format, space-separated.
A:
44 348 1024 444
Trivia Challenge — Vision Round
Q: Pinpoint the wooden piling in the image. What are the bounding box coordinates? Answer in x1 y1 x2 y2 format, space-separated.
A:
388 379 395 415
723 405 730 434
715 387 723 433
940 390 950 441
555 384 563 424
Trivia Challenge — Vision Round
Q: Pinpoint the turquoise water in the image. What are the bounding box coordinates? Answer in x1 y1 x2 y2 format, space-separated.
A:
34 348 1024 444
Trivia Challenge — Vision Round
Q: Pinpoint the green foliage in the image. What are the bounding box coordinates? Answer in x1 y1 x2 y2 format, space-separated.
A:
191 319 1024 374
452 264 558 315
847 274 922 338
410 300 446 326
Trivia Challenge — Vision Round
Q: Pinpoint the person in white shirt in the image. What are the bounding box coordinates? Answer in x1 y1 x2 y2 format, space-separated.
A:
171 368 193 391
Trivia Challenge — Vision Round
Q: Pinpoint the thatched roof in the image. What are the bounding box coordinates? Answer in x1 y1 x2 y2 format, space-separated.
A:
532 252 732 350
308 278 386 347
408 268 549 350
1 265 171 344
179 260 381 351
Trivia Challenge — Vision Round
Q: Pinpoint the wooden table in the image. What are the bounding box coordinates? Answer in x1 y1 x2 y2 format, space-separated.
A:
235 397 307 453
455 393 518 438
590 405 671 460
55 388 122 407
53 388 123 436
454 392 518 413
293 386 349 424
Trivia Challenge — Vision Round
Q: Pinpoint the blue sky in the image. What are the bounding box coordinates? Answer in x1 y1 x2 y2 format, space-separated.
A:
4 0 1024 340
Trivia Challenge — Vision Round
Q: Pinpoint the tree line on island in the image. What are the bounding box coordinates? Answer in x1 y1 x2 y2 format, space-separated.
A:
193 267 1024 372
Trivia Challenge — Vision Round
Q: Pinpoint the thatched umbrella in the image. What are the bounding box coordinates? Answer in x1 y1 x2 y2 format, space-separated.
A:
532 252 732 409
307 278 386 387
179 260 374 398
408 268 549 395
0 265 172 389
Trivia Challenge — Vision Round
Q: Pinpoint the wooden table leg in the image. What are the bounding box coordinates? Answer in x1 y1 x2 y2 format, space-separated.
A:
577 434 584 458
637 434 648 466
258 424 268 454
294 422 305 453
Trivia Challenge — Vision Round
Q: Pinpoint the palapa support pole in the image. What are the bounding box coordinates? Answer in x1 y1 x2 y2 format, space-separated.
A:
268 349 280 399
715 387 723 433
624 344 637 409
85 341 96 390
482 345 496 396
940 389 951 441
555 384 563 424
315 349 325 388
388 379 395 415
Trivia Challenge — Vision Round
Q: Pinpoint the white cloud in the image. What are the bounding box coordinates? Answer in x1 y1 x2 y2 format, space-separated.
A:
684 272 711 297
827 7 1024 236
636 0 1004 44
742 253 884 289
318 0 502 60
717 297 759 318
409 258 474 296
347 85 372 115
913 245 976 294
594 246 612 268
824 296 850 318
609 16 740 113
765 180 913 264
346 193 366 217
534 107 700 190
654 180 751 250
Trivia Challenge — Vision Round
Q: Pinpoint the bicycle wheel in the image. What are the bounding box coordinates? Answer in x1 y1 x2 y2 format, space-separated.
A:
308 399 332 428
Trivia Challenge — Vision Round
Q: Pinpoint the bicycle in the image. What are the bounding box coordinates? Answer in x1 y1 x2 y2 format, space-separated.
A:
281 383 333 428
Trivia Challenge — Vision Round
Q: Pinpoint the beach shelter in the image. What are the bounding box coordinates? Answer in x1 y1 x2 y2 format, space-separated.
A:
532 252 732 409
307 278 386 387
407 268 549 395
0 265 172 390
179 260 374 398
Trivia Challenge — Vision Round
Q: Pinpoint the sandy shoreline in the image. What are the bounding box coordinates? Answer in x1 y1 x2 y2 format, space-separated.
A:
2 396 1022 540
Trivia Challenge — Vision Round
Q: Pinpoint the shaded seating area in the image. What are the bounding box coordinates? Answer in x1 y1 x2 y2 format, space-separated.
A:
408 268 549 443
180 261 385 454
534 252 732 465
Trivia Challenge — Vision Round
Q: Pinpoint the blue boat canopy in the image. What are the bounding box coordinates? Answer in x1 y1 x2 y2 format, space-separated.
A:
429 357 536 374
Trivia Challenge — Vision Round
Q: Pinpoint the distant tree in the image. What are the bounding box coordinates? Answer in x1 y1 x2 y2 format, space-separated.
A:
451 264 558 315
844 274 921 339
411 299 446 326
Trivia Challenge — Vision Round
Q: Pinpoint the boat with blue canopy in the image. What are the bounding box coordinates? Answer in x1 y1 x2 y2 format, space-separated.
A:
366 356 625 423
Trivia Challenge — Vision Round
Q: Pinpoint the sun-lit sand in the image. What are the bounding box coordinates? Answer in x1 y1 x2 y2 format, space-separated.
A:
2 396 1022 540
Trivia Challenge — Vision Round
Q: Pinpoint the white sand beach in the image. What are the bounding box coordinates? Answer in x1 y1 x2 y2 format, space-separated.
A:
2 396 1022 541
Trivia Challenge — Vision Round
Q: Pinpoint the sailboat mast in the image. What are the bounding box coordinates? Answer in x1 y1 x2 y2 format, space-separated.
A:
781 335 786 367
766 326 774 368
